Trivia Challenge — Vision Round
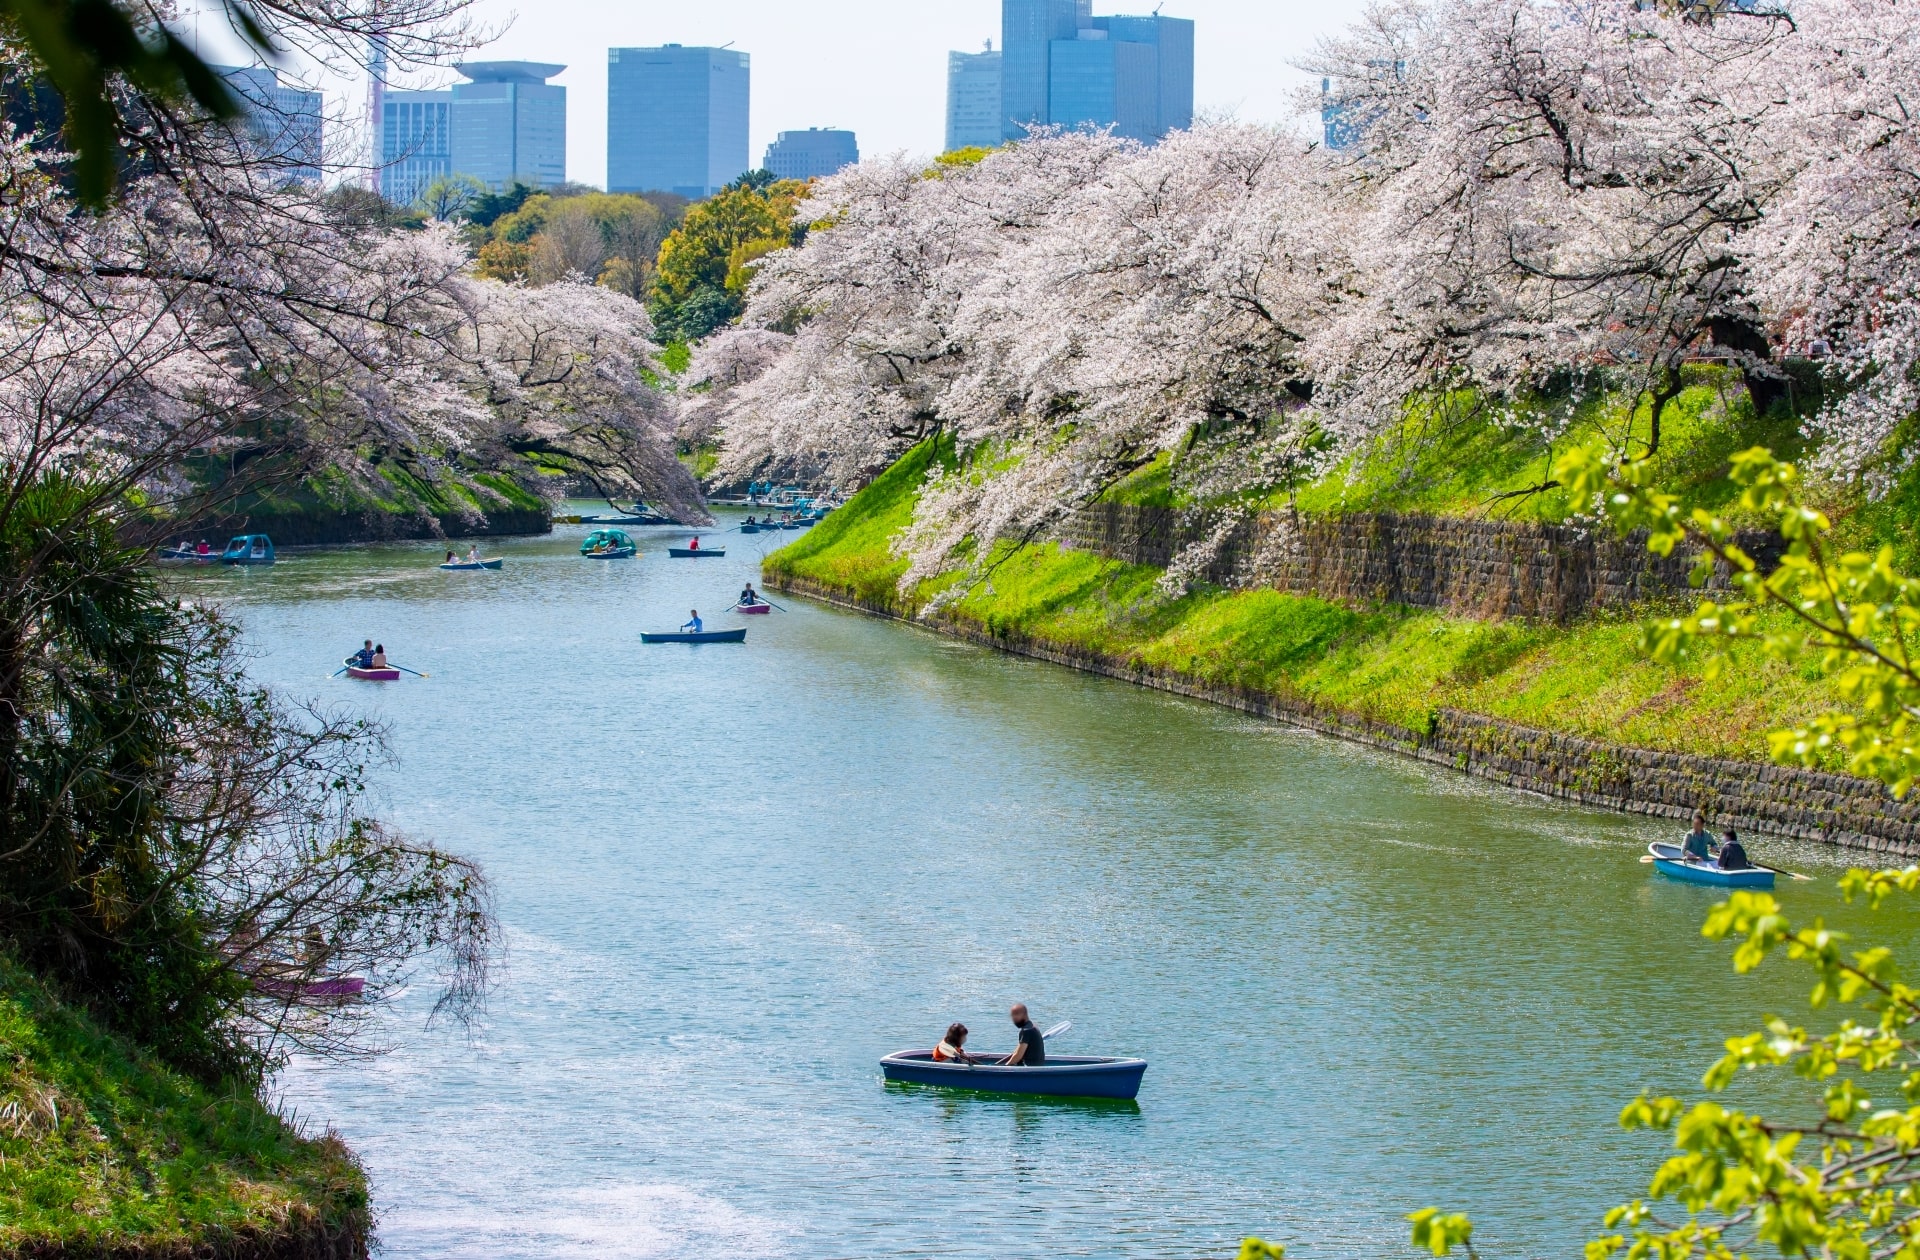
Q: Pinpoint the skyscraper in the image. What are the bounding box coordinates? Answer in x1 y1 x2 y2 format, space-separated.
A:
997 3 1192 145
380 90 452 205
763 129 859 181
1001 0 1082 141
214 65 324 183
945 46 1002 151
607 45 750 199
450 61 566 191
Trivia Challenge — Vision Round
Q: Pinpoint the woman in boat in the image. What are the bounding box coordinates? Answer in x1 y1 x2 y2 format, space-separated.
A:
371 644 388 669
1682 812 1714 861
932 1022 977 1064
1717 828 1750 871
445 550 457 564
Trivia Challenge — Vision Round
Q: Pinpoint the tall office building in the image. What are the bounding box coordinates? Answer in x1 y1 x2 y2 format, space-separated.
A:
763 129 858 181
380 90 452 205
450 61 566 191
607 45 750 199
1001 0 1083 141
215 65 324 183
998 2 1193 144
945 46 1002 151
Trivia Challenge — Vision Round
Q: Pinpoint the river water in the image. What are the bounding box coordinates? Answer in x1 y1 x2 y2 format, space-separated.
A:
175 514 1914 1259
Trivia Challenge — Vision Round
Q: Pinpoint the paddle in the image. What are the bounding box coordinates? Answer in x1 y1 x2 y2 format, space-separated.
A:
1042 1020 1071 1040
390 663 431 678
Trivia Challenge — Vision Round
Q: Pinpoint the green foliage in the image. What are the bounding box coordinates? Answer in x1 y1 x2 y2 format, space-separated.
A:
1558 443 1920 796
1237 1240 1287 1259
660 340 692 375
649 178 806 343
0 952 366 1250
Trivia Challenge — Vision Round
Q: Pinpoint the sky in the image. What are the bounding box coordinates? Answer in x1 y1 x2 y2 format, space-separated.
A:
196 0 1374 189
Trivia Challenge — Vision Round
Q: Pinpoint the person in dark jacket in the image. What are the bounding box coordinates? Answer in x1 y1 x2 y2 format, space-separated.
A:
1005 1003 1046 1066
1717 828 1750 871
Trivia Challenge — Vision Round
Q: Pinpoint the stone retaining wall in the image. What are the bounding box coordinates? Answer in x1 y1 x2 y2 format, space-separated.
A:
1055 504 1784 623
768 574 1920 856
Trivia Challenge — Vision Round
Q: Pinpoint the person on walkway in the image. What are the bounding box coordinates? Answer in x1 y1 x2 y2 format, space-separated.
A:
682 610 703 634
1004 1003 1046 1066
371 644 388 669
932 1022 977 1064
1683 812 1715 861
352 640 375 669
1718 828 1750 871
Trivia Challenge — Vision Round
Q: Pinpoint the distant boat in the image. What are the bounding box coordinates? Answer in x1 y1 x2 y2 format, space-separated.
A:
158 543 219 564
667 545 725 558
1647 841 1775 889
438 558 504 570
879 1051 1148 1100
639 628 747 644
221 534 275 565
581 529 637 559
255 974 366 1001
344 658 401 681
735 602 772 615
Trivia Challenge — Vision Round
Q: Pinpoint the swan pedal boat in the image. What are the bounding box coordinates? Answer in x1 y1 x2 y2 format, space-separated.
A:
1647 841 1775 889
879 1050 1148 1099
438 558 503 570
639 628 747 644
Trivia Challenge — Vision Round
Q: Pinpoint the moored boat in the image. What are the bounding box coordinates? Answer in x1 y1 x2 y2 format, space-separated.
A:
158 544 219 563
878 1050 1147 1100
1647 841 1775 889
639 627 747 644
667 546 726 558
254 974 366 1000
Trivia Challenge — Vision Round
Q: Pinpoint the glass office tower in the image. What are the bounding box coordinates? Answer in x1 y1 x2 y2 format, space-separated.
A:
214 65 324 183
998 4 1194 144
607 45 750 199
1001 0 1083 141
945 47 1003 151
763 129 859 181
450 62 566 191
380 90 452 205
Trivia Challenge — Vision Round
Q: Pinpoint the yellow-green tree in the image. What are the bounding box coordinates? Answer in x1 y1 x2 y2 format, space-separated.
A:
649 177 805 343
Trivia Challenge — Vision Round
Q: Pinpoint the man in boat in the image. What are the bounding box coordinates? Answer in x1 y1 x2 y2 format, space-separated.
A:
1717 828 1751 871
739 583 761 607
351 640 375 670
682 610 702 634
687 535 700 551
1004 1003 1046 1066
1682 812 1714 861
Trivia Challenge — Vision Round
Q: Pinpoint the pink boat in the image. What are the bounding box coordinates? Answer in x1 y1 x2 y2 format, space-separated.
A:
736 602 772 615
255 974 366 1000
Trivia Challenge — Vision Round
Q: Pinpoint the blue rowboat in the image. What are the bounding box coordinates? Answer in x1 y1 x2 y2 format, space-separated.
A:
667 546 725 558
438 559 503 570
639 628 747 644
1648 841 1775 889
879 1051 1147 1100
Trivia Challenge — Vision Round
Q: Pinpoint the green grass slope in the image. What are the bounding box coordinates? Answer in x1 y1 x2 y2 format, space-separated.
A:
0 955 368 1258
767 440 1835 762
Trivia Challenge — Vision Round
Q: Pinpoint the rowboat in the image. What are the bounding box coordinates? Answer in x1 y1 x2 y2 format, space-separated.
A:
879 1051 1148 1100
438 559 503 570
736 602 772 614
1647 841 1775 889
346 664 401 681
158 546 219 564
739 523 763 534
667 546 726 558
254 974 366 1001
639 628 747 644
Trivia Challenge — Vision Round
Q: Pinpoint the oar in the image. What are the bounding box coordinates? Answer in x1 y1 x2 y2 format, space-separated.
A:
1042 1020 1071 1040
390 662 430 678
754 596 790 612
331 663 350 677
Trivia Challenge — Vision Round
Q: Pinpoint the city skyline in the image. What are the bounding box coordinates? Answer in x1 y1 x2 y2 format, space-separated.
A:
195 0 1371 192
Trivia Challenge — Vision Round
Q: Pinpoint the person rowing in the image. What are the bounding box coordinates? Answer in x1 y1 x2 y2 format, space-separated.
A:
351 639 375 669
739 583 761 607
1004 1003 1046 1066
932 1022 978 1064
687 535 700 551
682 610 702 634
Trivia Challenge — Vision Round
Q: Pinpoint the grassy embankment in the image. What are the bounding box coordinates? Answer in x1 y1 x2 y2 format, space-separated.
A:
0 954 367 1258
766 377 1883 763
